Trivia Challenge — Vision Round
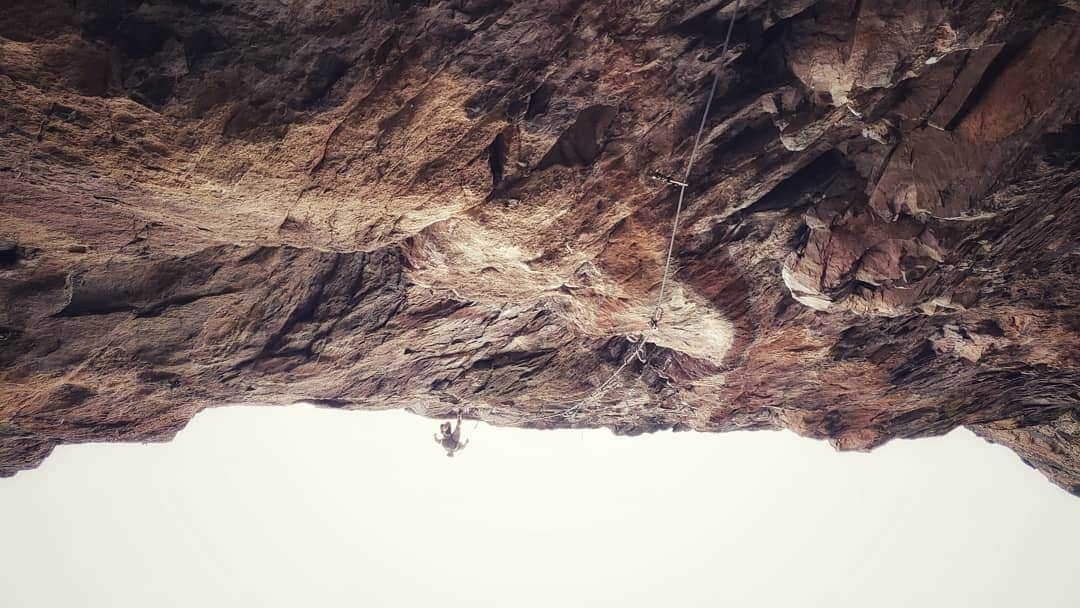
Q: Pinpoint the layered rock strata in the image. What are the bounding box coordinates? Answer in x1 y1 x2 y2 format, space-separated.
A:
1 0 1078 494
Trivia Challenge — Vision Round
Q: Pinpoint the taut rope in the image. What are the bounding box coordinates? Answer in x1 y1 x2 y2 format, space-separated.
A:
513 0 743 424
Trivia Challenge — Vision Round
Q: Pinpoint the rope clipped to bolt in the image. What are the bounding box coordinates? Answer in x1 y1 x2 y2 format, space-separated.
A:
513 0 744 425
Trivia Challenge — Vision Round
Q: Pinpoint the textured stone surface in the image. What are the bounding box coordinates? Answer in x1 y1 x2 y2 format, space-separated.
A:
1 0 1078 495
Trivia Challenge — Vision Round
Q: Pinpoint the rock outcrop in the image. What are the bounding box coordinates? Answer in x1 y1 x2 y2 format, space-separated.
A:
1 0 1078 494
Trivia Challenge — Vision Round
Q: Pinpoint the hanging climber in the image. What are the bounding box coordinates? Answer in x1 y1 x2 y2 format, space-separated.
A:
434 411 469 457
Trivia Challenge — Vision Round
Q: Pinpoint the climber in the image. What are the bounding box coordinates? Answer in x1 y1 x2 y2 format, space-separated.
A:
434 411 469 457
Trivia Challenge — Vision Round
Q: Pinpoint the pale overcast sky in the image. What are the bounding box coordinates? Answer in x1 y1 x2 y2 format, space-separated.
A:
2 405 1078 608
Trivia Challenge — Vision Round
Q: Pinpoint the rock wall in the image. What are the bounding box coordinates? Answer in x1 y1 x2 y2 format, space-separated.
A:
1 0 1078 494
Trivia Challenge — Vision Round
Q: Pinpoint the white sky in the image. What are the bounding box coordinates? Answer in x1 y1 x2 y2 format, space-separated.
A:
1 405 1078 608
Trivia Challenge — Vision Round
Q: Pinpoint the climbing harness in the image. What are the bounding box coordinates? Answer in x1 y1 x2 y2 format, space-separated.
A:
503 0 744 426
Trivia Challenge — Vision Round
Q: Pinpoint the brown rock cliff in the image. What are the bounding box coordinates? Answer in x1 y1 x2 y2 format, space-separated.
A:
1 0 1078 494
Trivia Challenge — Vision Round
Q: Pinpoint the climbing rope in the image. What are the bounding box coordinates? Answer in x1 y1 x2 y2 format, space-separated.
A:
506 0 743 425
652 0 742 328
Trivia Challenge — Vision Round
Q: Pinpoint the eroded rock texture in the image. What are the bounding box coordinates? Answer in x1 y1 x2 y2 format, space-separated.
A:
1 0 1078 494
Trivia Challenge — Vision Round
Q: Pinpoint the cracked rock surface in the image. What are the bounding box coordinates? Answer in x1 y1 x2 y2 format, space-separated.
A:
1 0 1078 495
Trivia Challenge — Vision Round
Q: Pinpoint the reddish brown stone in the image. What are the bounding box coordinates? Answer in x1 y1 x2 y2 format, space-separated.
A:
0 0 1077 495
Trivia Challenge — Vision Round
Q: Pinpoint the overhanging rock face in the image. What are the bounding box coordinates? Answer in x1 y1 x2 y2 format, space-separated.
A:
1 0 1078 494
